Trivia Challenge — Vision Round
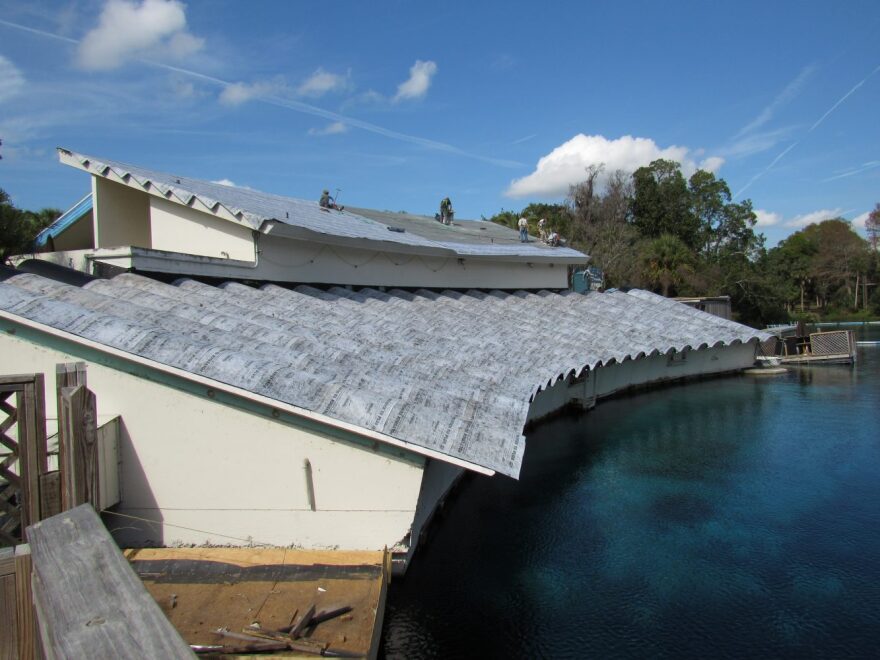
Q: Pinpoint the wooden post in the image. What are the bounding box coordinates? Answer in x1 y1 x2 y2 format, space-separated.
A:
59 386 99 511
55 364 87 512
15 544 35 660
0 547 17 659
27 505 194 659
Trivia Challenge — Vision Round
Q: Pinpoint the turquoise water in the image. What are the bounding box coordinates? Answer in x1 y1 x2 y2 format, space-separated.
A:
383 326 880 658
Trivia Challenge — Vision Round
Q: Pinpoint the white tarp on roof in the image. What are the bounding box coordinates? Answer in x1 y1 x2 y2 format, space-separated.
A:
0 272 768 477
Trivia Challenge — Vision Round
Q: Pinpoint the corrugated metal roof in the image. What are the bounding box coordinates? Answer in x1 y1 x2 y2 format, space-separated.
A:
0 272 768 478
58 148 587 262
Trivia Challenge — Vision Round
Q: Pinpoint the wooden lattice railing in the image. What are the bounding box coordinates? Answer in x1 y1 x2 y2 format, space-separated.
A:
0 374 47 547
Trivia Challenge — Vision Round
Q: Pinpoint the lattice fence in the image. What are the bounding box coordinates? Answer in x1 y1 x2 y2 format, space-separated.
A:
0 375 47 547
810 330 853 356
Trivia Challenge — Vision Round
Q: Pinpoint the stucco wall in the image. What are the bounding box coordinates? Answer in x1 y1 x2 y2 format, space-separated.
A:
149 197 255 260
50 212 94 251
257 235 570 289
93 178 150 248
0 332 426 551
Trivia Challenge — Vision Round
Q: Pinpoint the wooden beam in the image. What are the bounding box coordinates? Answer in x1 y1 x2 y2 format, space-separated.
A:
16 544 35 660
27 504 193 659
59 386 99 510
0 547 18 659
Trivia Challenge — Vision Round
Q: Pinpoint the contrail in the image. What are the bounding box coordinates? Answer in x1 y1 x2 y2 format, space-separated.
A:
734 63 880 199
822 160 880 182
0 19 522 169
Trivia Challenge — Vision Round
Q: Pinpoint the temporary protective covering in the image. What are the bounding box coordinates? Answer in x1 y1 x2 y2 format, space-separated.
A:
0 272 767 478
57 148 587 262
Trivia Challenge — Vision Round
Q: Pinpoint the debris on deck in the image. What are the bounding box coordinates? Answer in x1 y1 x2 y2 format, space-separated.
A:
125 547 389 659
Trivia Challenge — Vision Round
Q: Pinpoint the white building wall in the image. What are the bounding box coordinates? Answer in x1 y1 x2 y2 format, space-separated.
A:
257 235 570 289
528 342 758 420
0 333 426 551
149 197 255 261
93 178 151 248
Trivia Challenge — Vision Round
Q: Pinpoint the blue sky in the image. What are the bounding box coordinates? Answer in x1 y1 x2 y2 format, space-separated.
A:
1 0 878 247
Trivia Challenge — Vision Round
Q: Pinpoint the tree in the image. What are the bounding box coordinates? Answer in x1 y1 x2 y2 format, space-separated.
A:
632 159 699 247
639 233 695 297
0 188 60 262
866 202 880 251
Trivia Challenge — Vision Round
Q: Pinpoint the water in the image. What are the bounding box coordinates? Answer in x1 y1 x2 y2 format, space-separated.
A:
382 326 880 658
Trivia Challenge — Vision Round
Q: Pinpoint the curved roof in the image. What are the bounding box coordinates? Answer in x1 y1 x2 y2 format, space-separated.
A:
57 148 587 263
0 272 767 478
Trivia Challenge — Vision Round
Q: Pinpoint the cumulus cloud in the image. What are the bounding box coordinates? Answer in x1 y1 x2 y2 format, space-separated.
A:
393 60 437 102
506 134 724 198
308 121 348 136
851 211 870 230
0 55 25 103
753 209 782 227
219 79 285 105
297 68 350 97
785 208 844 228
212 178 236 187
77 0 204 71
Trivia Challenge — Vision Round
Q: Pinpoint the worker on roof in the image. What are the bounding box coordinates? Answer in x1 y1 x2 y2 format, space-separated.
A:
439 197 454 225
518 216 529 242
538 218 547 242
319 189 341 210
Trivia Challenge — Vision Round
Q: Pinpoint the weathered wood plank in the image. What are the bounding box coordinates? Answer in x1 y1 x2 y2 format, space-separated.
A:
39 471 62 520
15 544 35 660
17 379 45 531
0 573 18 660
27 504 194 659
59 386 99 510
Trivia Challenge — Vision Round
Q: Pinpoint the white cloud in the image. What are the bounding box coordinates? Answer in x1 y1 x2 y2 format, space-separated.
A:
219 79 285 106
753 209 782 227
308 121 348 136
393 60 437 102
506 134 724 198
851 211 870 230
77 0 204 71
297 68 350 98
0 55 25 103
785 208 844 228
212 178 236 187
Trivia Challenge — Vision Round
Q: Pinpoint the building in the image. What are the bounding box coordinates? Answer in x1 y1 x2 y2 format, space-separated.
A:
26 148 588 290
1 149 769 572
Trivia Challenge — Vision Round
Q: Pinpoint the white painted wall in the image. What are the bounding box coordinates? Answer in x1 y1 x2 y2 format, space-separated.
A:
93 178 150 248
50 212 94 251
256 235 570 289
528 342 758 420
0 333 426 551
149 197 255 261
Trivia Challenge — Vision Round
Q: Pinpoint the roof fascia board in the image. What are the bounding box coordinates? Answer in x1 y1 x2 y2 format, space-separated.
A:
0 310 494 477
58 149 247 227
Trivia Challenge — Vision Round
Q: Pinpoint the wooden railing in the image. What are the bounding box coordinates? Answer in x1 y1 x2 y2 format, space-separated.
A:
1 363 122 659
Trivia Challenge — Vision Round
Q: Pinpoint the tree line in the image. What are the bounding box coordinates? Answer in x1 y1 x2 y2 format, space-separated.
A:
490 160 880 326
0 188 61 262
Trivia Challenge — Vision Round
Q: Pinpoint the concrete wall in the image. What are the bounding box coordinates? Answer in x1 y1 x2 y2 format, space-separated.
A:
256 235 569 289
149 197 255 261
0 332 427 552
93 178 150 249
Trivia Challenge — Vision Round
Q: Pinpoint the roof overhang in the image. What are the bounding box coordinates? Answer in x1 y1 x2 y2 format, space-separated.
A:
0 309 496 477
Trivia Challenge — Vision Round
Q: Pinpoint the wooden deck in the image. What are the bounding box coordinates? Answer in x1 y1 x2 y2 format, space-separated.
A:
125 547 389 658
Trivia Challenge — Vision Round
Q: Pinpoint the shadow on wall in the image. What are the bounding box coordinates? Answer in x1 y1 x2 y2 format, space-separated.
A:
102 417 164 547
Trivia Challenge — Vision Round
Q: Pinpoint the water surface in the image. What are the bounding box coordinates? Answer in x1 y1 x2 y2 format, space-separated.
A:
383 326 880 658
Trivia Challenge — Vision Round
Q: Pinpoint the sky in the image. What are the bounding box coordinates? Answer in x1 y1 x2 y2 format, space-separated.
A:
1 0 878 247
